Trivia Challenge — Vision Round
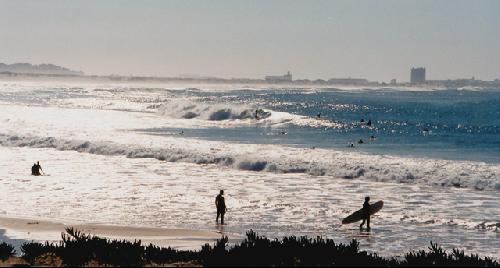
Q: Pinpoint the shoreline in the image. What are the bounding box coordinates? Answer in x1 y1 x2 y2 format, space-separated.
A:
0 215 238 251
0 215 498 266
0 221 497 267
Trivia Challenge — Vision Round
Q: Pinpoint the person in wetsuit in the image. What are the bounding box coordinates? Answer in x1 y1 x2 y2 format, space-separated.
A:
360 196 371 231
215 190 227 225
31 161 43 176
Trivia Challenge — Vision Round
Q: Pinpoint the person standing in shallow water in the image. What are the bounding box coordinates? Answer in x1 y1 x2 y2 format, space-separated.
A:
215 190 227 225
31 161 43 176
360 196 371 231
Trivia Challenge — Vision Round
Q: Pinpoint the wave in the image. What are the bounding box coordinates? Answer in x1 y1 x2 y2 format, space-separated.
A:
156 100 344 128
258 111 344 129
157 100 261 121
0 133 498 191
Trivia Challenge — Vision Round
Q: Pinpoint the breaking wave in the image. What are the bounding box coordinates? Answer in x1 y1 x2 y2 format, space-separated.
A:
0 133 498 191
156 100 344 128
157 100 258 121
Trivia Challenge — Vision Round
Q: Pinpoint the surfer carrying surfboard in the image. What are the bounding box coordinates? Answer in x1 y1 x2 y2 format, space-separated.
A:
341 197 383 231
360 196 371 231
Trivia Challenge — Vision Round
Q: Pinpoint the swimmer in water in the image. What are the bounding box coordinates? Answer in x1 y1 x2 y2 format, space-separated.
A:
31 161 43 176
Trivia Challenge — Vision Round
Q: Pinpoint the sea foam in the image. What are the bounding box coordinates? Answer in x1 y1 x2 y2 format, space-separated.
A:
0 133 497 191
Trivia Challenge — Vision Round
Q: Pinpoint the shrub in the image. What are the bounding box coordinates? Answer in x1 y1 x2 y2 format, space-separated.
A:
403 242 499 267
144 243 199 264
21 241 56 263
0 242 15 261
11 229 500 267
58 227 144 266
200 230 392 266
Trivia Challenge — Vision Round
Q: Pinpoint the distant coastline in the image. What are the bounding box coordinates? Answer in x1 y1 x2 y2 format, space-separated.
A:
1 63 500 88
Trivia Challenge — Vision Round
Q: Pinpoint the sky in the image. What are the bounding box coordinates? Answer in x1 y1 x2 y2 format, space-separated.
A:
0 0 499 82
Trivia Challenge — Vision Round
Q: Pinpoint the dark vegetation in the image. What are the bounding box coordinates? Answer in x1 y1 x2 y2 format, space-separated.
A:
0 242 15 261
0 228 497 267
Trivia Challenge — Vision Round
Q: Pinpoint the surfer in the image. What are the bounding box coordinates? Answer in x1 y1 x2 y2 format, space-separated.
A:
31 161 43 176
360 197 371 231
316 113 321 119
367 119 372 127
358 139 364 144
215 190 227 225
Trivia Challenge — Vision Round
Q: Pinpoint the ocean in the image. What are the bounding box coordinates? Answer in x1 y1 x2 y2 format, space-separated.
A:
0 81 498 258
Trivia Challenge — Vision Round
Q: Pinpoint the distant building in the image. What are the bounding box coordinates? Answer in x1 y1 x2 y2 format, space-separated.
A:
265 71 292 82
390 79 397 85
410 67 426 84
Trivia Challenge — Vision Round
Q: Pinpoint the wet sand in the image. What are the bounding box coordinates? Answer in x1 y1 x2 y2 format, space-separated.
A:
0 216 236 250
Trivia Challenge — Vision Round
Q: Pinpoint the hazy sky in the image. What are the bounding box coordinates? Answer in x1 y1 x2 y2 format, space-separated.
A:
1 0 499 81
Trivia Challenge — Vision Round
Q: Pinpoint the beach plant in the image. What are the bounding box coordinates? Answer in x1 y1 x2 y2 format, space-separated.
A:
450 248 499 267
12 228 499 267
200 230 391 267
58 227 144 267
0 242 15 261
199 234 229 266
403 242 499 267
144 243 199 264
21 241 56 263
57 227 95 266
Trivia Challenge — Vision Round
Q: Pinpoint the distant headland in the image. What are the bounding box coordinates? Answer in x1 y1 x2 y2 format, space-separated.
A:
0 63 84 76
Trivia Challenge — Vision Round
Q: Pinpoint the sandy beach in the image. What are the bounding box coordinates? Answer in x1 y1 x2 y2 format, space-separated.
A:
0 216 236 251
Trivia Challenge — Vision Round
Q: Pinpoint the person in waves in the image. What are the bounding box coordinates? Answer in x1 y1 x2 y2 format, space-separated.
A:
31 161 43 176
360 196 371 231
215 190 227 225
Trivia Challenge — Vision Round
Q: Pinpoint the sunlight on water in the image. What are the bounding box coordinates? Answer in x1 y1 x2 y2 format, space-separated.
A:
0 82 498 258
